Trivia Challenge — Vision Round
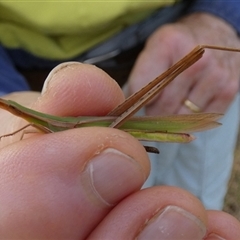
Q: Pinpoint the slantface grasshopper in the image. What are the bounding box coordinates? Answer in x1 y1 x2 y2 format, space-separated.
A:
0 45 239 153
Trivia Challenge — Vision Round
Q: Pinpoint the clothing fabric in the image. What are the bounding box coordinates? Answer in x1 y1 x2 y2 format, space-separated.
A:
142 94 240 210
0 46 29 95
0 1 175 60
187 0 240 35
0 0 239 210
0 0 239 95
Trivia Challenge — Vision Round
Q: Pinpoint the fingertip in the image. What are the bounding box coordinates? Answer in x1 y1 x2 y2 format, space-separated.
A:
35 62 125 116
206 210 240 239
89 186 208 239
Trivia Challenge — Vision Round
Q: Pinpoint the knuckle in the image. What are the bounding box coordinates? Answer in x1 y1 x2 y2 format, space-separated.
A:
219 80 238 101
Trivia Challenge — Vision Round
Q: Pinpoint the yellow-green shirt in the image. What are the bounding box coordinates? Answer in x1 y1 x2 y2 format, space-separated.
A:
0 1 176 60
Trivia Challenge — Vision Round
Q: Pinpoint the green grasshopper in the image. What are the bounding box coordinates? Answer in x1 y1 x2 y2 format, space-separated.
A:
0 45 239 153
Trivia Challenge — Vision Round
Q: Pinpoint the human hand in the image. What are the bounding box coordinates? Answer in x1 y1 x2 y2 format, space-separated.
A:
0 63 239 239
128 12 240 115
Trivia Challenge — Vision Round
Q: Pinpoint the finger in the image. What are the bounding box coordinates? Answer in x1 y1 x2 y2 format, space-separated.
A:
146 75 194 115
0 126 150 239
0 62 125 146
128 26 201 116
179 75 238 114
147 44 221 116
178 60 234 114
205 210 240 239
128 25 179 95
145 60 205 116
128 26 176 112
88 186 208 239
35 62 125 116
204 78 239 113
178 76 217 114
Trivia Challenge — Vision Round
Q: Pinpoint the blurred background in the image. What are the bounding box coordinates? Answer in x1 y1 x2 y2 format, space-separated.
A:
224 132 240 220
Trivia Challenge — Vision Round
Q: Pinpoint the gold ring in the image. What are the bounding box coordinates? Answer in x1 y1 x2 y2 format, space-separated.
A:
184 99 201 113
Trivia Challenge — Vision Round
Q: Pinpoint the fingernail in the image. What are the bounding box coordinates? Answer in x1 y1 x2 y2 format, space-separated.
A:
137 206 206 240
41 62 80 95
207 233 225 240
81 148 146 206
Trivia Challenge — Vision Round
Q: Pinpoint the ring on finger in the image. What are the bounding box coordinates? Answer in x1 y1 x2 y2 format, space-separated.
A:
184 99 201 113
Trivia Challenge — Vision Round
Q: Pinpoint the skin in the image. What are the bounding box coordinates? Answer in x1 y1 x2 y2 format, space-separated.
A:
129 13 240 115
0 11 239 239
0 63 239 239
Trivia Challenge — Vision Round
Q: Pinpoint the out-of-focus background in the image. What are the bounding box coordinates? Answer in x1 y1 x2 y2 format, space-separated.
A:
224 132 240 220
